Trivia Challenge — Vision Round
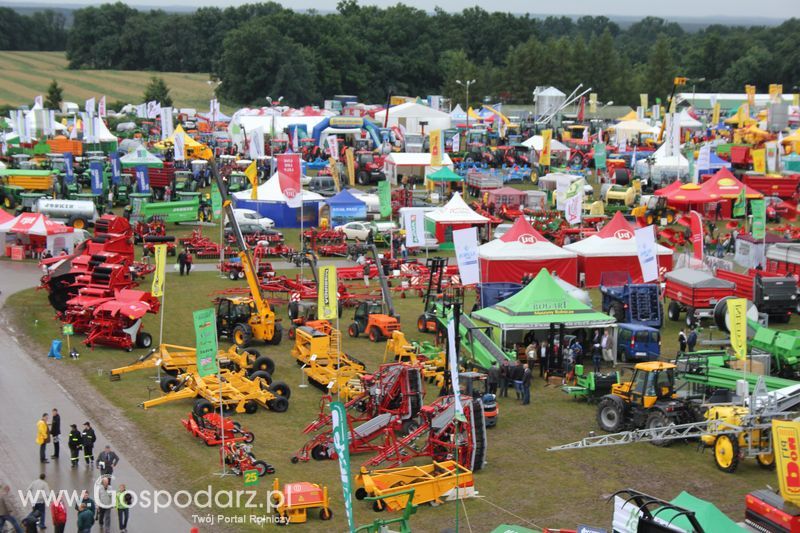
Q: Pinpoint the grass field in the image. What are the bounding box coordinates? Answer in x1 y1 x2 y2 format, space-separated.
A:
0 51 216 110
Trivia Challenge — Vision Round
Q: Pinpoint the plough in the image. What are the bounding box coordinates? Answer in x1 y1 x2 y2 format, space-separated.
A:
180 229 236 259
221 442 275 477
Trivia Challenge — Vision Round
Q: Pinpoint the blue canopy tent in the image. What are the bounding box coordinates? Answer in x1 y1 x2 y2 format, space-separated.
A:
322 188 367 226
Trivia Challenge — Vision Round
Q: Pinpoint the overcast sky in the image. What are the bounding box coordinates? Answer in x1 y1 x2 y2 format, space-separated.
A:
16 0 800 19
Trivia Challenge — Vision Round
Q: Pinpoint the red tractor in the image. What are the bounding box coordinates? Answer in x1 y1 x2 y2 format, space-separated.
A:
355 151 386 185
182 412 255 446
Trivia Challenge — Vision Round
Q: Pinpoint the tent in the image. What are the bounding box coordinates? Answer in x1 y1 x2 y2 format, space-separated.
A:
233 172 324 228
610 119 651 136
520 135 570 153
154 124 211 159
120 144 164 168
677 109 703 129
425 192 488 249
478 216 578 284
658 168 763 216
321 188 367 225
564 212 673 287
426 167 462 182
383 152 453 185
616 110 639 121
450 104 467 123
656 492 747 533
634 142 690 184
373 102 452 134
486 187 527 207
0 212 74 256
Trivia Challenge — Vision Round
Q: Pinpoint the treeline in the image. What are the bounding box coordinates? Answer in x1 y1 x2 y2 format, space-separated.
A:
0 8 67 51
21 1 800 107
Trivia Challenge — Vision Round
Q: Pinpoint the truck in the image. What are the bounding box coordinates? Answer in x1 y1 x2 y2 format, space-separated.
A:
716 268 797 323
600 271 662 327
664 268 736 327
354 151 386 185
0 169 56 210
34 198 99 229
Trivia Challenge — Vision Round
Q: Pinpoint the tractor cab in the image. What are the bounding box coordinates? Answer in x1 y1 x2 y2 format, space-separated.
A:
348 300 400 343
612 361 676 409
227 172 247 193
216 297 255 341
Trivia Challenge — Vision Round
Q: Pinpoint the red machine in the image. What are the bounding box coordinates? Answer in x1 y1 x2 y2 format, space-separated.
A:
83 289 160 351
716 268 797 322
742 173 800 201
182 412 255 446
142 235 177 257
354 151 386 185
219 257 275 281
745 489 800 533
180 229 235 259
664 268 736 326
123 163 176 200
221 442 275 477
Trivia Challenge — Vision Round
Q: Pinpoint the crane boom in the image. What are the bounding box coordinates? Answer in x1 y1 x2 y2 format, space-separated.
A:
368 244 395 316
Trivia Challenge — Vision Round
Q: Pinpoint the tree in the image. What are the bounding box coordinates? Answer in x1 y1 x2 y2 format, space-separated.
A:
44 80 63 110
143 76 173 107
644 35 677 101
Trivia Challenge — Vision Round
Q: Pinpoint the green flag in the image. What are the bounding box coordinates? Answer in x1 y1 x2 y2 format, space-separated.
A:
593 143 607 171
193 308 218 377
330 401 355 532
751 198 766 239
211 182 222 219
377 179 391 218
733 187 746 218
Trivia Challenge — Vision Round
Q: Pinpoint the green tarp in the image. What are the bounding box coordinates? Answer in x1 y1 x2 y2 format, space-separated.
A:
490 526 537 533
472 268 616 331
656 491 747 533
120 144 164 169
427 167 463 182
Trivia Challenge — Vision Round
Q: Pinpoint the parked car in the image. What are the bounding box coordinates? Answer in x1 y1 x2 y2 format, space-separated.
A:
232 208 275 230
335 221 372 240
616 323 661 362
307 176 338 196
225 221 283 238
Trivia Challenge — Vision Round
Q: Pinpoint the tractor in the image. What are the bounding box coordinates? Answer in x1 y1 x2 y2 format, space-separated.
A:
596 361 701 443
632 195 676 226
355 151 386 185
348 245 401 342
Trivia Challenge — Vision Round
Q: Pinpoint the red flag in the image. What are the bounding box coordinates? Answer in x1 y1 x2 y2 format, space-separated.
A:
577 96 585 123
276 153 302 208
689 210 704 261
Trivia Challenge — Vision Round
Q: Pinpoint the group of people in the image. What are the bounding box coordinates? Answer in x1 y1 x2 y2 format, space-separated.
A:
36 410 101 469
176 247 193 276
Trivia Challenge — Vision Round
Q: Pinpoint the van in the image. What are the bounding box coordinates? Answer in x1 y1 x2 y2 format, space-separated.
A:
232 208 274 230
616 323 661 362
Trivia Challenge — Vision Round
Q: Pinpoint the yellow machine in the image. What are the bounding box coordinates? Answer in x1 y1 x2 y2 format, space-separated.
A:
383 331 445 387
631 195 676 225
291 322 366 396
271 478 332 525
602 179 641 207
701 405 775 472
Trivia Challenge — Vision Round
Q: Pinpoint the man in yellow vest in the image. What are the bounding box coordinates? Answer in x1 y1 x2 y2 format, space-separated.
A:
36 413 50 464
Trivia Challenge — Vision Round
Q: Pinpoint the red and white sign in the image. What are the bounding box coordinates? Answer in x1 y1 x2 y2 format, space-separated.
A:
276 153 302 208
517 233 539 245
689 210 704 261
614 229 633 240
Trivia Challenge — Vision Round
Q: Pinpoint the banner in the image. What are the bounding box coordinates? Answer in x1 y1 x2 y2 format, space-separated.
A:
728 297 747 360
733 187 746 218
317 265 338 320
63 152 75 184
211 182 222 219
766 142 778 173
161 107 174 141
403 208 427 249
330 401 356 532
85 97 95 115
772 420 800 507
151 244 167 297
651 104 660 121
276 153 302 208
639 93 648 111
452 227 480 285
538 129 552 167
345 148 355 187
751 198 766 239
769 83 783 103
328 158 341 192
634 225 659 282
577 96 585 122
244 160 258 200
291 127 299 153
377 179 391 218
451 133 460 153
326 134 339 161
98 96 106 118
430 129 442 166
795 93 800 107
89 161 104 195
193 308 218 378
173 132 185 162
555 174 573 210
696 144 711 172
135 165 150 193
752 148 766 174
589 93 597 113
35 95 43 108
711 102 721 126
249 127 264 160
446 319 465 418
689 210 704 261
564 192 582 225
593 142 607 171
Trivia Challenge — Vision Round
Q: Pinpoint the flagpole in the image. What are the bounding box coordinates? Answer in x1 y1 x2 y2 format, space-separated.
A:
157 263 166 385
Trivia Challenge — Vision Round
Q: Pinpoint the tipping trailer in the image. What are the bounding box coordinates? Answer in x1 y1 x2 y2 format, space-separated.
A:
600 271 662 327
716 268 796 323
0 168 56 209
664 268 736 327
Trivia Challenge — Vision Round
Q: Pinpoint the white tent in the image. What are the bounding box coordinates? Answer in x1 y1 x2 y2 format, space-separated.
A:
425 192 487 224
373 102 452 133
521 135 570 153
450 104 467 122
678 109 703 129
383 152 453 185
610 119 651 135
233 172 323 202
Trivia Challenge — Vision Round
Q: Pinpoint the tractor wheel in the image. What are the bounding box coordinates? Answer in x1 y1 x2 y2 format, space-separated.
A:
232 324 253 347
228 270 237 281
714 434 740 473
250 355 276 376
401 419 419 435
136 331 152 349
417 314 428 333
243 432 255 444
355 488 368 500
597 396 626 433
243 400 259 414
193 399 214 416
311 445 329 461
357 171 369 186
253 460 270 477
160 376 180 393
267 323 283 345
667 301 681 322
3 196 15 209
645 410 673 447
288 327 296 340
287 301 299 320
267 396 289 413
70 217 87 230
348 322 360 338
319 508 333 521
666 211 675 224
368 327 382 343
269 381 291 400
238 270 245 279
685 306 697 328
757 451 776 470
610 302 625 323
249 370 273 387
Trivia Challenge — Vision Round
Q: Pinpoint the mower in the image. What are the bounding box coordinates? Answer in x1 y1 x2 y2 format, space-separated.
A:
182 412 255 446
271 478 332 524
221 441 275 477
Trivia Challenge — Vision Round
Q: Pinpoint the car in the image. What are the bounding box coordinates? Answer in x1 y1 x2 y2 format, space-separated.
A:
225 221 283 238
306 176 338 196
616 323 661 363
493 223 513 240
232 208 275 230
335 221 372 241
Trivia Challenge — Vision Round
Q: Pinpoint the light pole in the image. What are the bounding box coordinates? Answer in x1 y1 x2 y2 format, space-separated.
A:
690 77 706 108
266 96 284 176
455 79 476 129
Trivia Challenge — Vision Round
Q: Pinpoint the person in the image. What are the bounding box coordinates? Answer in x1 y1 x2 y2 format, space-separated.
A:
96 477 113 533
50 494 67 533
687 326 698 352
97 445 119 477
539 341 548 379
525 340 538 369
498 360 510 398
601 329 614 366
116 484 131 533
81 422 96 466
366 228 374 245
36 413 50 464
164 185 172 203
68 424 82 468
177 248 187 276
19 510 39 533
355 252 366 266
0 484 23 533
715 201 722 220
521 363 532 405
107 188 114 210
486 361 499 395
25 474 49 530
76 503 93 533
400 242 408 260
678 328 687 354
362 261 370 287
592 337 602 373
185 248 193 275
50 408 61 459
512 360 524 400
75 490 96 518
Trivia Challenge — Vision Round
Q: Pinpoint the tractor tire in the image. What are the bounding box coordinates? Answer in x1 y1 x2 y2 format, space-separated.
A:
136 331 152 349
645 410 673 447
69 217 87 230
597 395 626 433
610 302 625 323
368 327 382 343
267 396 289 413
243 400 259 414
3 195 15 209
319 508 333 521
311 445 329 461
238 271 245 279
357 171 369 186
250 355 276 376
193 399 214 416
667 301 681 322
348 322 360 338
253 460 270 477
160 376 180 393
685 306 697 328
269 381 291 400
757 451 776 470
355 488 368 500
228 271 237 281
48 290 70 313
249 370 273 387
287 301 299 320
267 323 283 345
372 499 385 512
714 434 740 473
417 314 428 333
242 431 255 444
232 324 253 347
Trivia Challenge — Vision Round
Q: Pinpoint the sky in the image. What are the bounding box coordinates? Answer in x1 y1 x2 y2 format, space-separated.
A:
13 0 800 19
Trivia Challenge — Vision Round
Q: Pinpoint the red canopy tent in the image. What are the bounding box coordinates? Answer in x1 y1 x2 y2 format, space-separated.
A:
563 211 674 287
656 169 763 218
0 212 74 256
478 216 578 283
0 210 13 224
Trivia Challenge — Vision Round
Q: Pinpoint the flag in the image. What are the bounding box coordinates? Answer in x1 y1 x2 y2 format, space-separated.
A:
766 142 778 173
326 135 339 161
244 160 259 200
689 210 704 261
634 225 659 282
403 208 427 249
34 95 43 108
651 104 661 121
733 186 746 218
452 227 480 285
711 103 721 126
193 308 218 378
769 83 783 104
328 158 341 192
63 152 74 184
794 93 800 107
751 198 766 239
160 107 173 141
98 96 106 118
109 154 121 185
173 132 185 162
451 132 460 152
589 93 597 113
85 97 95 115
377 179 391 218
640 93 648 111
539 129 552 166
593 142 607 170
752 149 766 174
276 153 302 208
772 420 800 507
317 266 338 320
430 129 442 166
345 148 355 187
446 319 465 420
330 402 356 532
89 161 104 195
291 127 299 153
151 244 167 297
577 96 585 122
135 166 150 193
249 128 264 160
727 298 747 360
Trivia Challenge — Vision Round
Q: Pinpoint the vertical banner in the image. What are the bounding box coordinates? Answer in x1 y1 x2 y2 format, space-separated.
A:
326 135 339 161
245 160 259 200
173 132 185 162
689 210 704 261
377 179 391 218
276 153 302 208
345 148 355 187
403 208 427 249
317 265 338 320
751 198 766 239
766 142 778 173
135 166 150 193
772 420 800 507
109 154 121 185
634 225 659 282
151 244 167 297
446 319 465 418
63 152 75 184
794 93 800 107
555 174 573 210
89 161 104 195
745 83 756 108
430 129 442 166
211 182 222 219
451 132 460 153
328 158 341 192
85 97 96 116
564 180 582 225
249 128 264 160
539 129 552 167
589 93 597 113
593 142 607 171
330 401 355 533
193 308 218 378
291 127 299 153
696 144 711 173
769 83 783 104
711 103 721 126
639 93 648 111
651 104 661 121
733 187 746 218
752 149 766 174
98 96 106 118
728 297 747 360
160 107 174 140
452 227 480 285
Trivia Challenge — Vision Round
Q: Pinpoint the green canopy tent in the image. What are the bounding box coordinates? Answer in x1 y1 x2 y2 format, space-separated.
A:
120 144 164 169
427 167 463 182
489 525 537 533
655 492 747 533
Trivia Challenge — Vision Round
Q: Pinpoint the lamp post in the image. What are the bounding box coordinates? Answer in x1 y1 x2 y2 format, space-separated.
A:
455 79 476 129
266 96 284 176
690 78 706 108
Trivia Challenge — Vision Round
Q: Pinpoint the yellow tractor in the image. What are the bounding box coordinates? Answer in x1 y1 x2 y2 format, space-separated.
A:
631 195 676 226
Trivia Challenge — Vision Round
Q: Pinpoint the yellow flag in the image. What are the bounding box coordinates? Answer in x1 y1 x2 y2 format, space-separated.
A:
772 420 800 507
727 297 747 360
639 93 648 110
746 85 756 107
589 93 597 113
317 265 338 320
794 93 800 107
430 129 442 166
328 157 341 192
752 149 766 174
711 103 721 125
769 83 783 103
244 160 258 200
345 148 355 187
151 244 167 298
539 129 552 167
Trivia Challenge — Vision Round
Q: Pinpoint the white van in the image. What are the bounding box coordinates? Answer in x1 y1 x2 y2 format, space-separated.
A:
232 208 275 230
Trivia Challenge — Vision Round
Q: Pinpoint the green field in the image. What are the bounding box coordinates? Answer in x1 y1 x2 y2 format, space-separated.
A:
0 51 216 110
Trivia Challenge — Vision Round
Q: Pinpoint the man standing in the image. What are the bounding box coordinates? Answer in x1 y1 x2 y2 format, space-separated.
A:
96 477 113 533
36 413 49 464
81 422 96 466
362 261 370 287
678 328 687 354
50 494 67 533
512 360 524 400
68 424 82 468
178 247 191 276
116 484 131 533
486 361 499 395
521 363 532 405
76 503 93 533
498 360 509 398
539 341 549 379
25 474 49 530
97 445 119 477
50 408 61 459
687 327 698 352
0 484 23 533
